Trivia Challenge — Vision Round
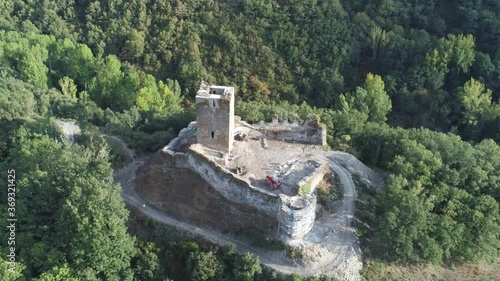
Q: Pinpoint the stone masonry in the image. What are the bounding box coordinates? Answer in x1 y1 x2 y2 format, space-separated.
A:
164 82 329 241
195 81 235 153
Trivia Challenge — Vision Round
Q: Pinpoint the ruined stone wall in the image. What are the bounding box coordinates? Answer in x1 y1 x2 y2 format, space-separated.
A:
297 164 327 195
277 165 325 240
278 194 316 240
259 120 327 146
185 145 322 240
162 122 196 168
185 145 279 217
163 123 322 240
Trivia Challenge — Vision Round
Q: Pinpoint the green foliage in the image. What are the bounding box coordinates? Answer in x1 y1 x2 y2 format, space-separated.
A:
458 78 500 140
363 73 392 122
378 175 440 262
88 55 139 110
359 260 397 281
2 119 136 280
286 245 305 261
1 0 499 141
0 29 183 116
235 100 315 123
187 251 223 281
341 73 392 123
300 183 312 194
1 0 499 276
131 219 271 281
0 30 187 153
122 29 145 61
136 74 182 111
232 253 262 281
58 76 77 99
0 29 53 87
288 273 303 281
0 76 36 120
317 174 342 211
19 44 49 88
131 241 160 281
432 34 476 75
33 264 78 281
49 39 97 89
0 258 26 281
369 26 389 59
353 123 500 263
424 33 476 113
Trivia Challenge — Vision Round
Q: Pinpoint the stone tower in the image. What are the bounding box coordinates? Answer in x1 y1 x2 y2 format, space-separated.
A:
195 81 235 153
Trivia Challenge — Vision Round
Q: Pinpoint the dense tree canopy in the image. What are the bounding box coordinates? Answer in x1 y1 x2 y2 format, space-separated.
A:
353 123 500 263
1 0 499 141
0 0 499 278
340 73 392 123
1 120 136 280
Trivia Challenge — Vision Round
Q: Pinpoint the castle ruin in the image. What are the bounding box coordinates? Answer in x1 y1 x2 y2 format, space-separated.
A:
163 82 329 240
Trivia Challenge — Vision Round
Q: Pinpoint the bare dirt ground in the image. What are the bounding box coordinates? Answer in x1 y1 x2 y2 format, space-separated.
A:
228 126 324 195
135 151 278 239
111 134 386 280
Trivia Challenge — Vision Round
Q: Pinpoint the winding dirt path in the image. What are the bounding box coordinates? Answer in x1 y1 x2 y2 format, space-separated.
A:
111 136 379 280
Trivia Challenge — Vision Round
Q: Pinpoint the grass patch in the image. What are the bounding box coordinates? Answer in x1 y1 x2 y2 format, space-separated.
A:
300 183 312 194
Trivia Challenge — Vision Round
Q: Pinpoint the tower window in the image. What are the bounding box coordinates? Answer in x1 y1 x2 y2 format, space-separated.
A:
211 131 215 138
212 100 216 107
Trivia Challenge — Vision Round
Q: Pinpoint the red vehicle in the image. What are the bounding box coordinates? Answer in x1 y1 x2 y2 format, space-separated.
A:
266 175 280 189
234 132 246 141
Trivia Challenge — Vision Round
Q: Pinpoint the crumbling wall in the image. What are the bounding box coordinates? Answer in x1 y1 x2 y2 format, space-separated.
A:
297 164 327 195
186 145 321 240
259 119 327 146
162 123 196 168
277 164 326 239
277 165 325 240
277 194 316 240
161 148 176 166
163 120 323 240
164 121 198 153
186 145 279 217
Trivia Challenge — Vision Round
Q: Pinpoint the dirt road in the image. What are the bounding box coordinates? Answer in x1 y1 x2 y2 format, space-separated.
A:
112 136 380 280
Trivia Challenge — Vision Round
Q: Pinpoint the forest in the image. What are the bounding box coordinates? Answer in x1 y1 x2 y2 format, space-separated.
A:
0 0 499 280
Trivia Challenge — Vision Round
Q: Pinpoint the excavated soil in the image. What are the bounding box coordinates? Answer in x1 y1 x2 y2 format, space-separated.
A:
135 151 278 238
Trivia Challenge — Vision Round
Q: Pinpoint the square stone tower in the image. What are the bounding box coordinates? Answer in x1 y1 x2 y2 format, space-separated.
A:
195 81 235 153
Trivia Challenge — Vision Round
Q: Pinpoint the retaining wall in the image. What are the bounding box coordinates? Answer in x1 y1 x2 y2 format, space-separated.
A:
278 194 317 240
185 145 279 217
162 131 324 240
258 119 327 146
297 164 327 195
